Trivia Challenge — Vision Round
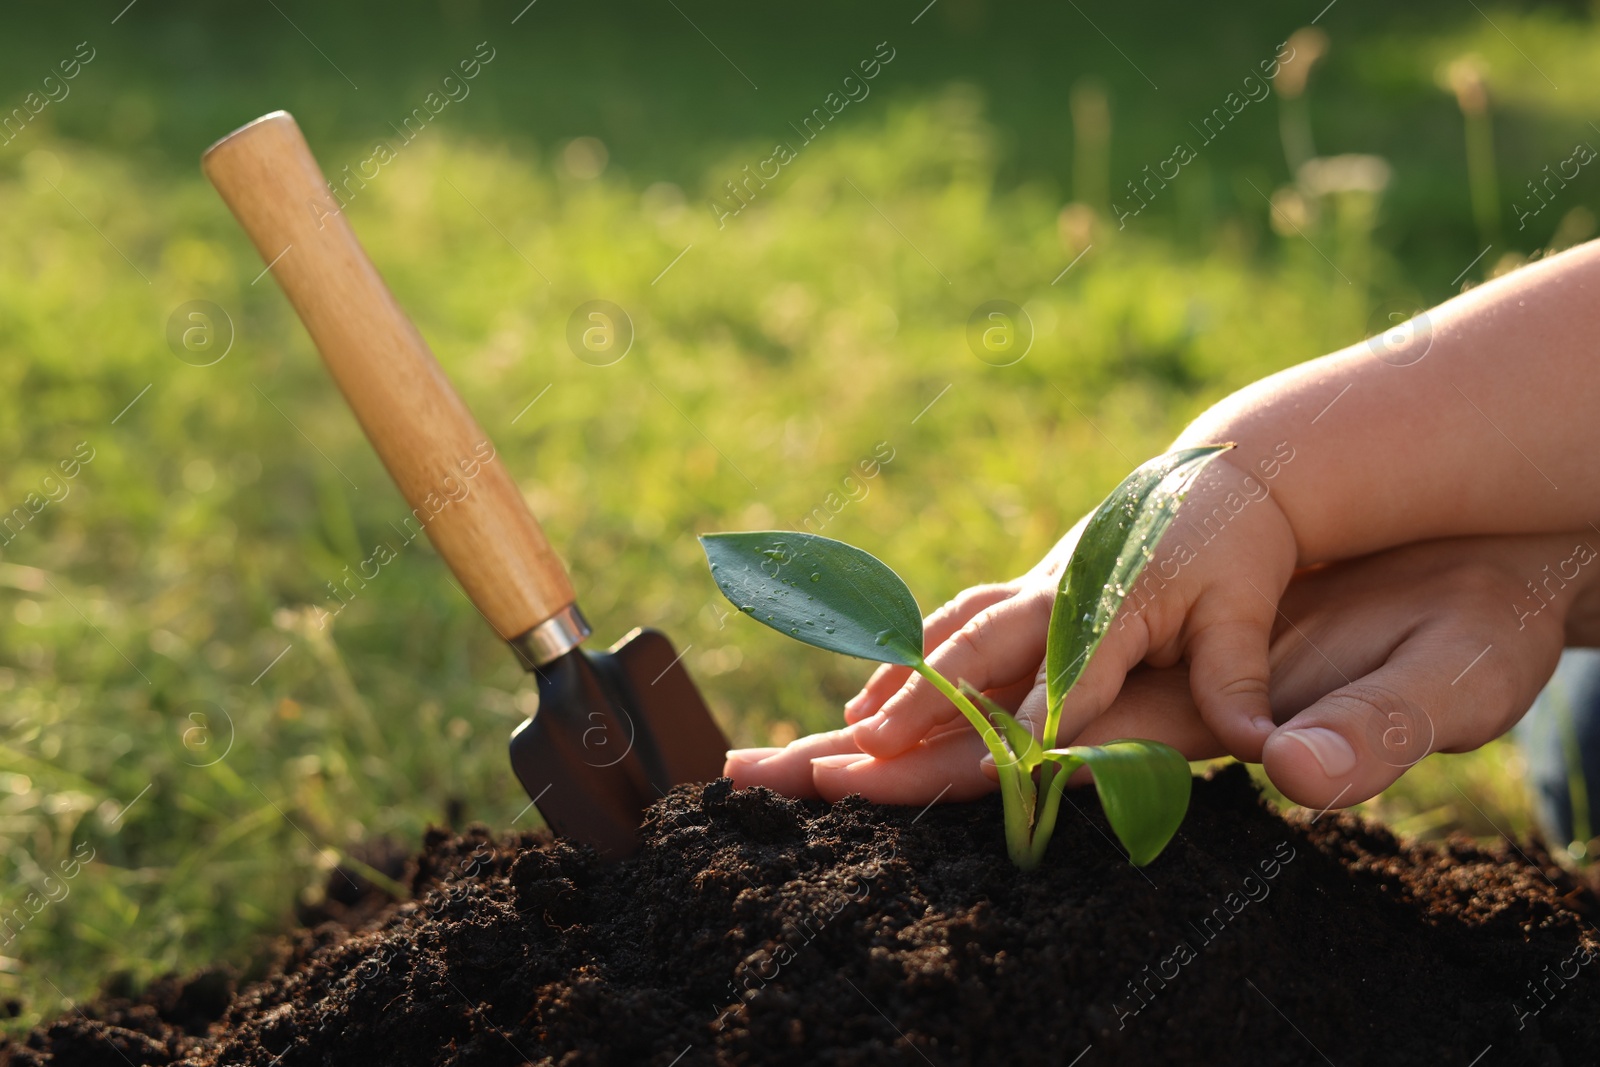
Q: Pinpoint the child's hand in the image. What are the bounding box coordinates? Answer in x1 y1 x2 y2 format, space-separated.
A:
844 453 1300 765
726 532 1596 812
1257 533 1590 808
725 663 1224 803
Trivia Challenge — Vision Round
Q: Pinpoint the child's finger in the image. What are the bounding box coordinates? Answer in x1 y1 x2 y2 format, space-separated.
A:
1030 603 1156 757
724 729 859 799
1186 598 1281 762
728 679 1029 801
850 589 1053 758
980 672 1051 779
843 664 910 724
1066 666 1226 756
1261 639 1541 810
812 721 994 804
843 583 1017 723
982 676 1037 715
981 667 1225 781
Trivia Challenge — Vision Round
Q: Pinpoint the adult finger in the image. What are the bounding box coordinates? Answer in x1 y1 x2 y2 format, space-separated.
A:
851 589 1053 758
843 583 1017 724
1261 635 1550 809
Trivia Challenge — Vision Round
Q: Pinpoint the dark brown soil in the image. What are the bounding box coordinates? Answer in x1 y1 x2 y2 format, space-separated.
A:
8 765 1600 1066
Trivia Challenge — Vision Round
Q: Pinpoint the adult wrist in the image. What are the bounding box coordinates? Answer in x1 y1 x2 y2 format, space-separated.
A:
1492 531 1600 645
1558 533 1600 646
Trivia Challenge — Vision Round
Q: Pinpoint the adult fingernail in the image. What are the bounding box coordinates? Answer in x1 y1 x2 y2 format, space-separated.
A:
725 747 783 766
1252 716 1276 735
1282 728 1355 777
811 753 872 770
979 753 996 769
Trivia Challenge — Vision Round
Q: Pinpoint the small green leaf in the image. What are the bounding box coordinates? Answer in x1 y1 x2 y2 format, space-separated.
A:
700 531 923 666
961 684 1043 772
1043 445 1232 741
987 709 1039 767
1039 740 1192 866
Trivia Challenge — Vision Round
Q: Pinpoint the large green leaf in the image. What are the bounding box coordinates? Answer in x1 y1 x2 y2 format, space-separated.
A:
700 531 924 666
1044 445 1232 739
1036 740 1192 866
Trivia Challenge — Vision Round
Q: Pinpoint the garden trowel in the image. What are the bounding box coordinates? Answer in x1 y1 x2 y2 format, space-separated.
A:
202 111 728 859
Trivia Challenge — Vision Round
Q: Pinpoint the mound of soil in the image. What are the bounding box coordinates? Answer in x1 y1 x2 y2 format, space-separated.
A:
8 765 1599 1066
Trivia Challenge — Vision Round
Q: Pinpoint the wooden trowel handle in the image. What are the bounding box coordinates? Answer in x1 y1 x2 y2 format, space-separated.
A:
202 111 575 643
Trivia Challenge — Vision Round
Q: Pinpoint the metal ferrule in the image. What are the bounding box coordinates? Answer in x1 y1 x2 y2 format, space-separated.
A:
510 603 591 667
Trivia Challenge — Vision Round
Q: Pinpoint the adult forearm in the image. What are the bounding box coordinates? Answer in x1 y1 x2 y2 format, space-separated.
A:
1176 239 1600 565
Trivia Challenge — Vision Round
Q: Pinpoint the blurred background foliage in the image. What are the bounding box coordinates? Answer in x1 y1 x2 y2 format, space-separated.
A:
1 0 1596 1026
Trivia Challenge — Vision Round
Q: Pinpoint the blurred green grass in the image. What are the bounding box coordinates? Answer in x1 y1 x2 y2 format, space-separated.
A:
1 0 1597 1029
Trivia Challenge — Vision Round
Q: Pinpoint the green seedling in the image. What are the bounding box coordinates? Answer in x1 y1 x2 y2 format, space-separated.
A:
701 445 1230 870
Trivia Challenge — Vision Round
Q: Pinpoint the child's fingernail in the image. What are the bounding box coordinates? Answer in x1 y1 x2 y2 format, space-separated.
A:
979 753 996 769
725 747 784 766
853 711 887 735
810 753 872 770
1282 727 1355 777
